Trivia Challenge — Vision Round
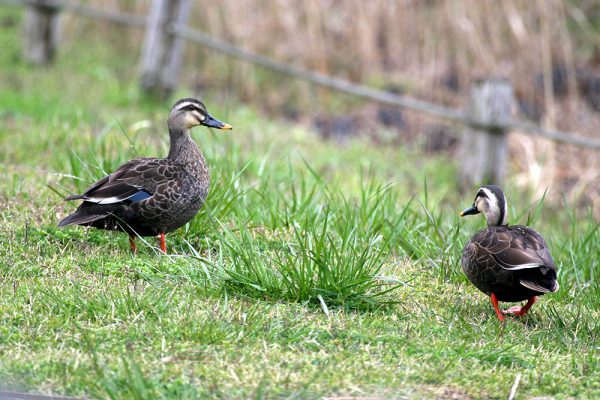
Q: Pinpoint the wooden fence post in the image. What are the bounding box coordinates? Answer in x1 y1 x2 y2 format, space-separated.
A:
139 0 192 98
460 77 515 189
22 0 60 65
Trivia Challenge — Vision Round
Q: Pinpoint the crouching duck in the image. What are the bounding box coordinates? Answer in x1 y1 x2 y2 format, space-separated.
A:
460 185 559 321
58 98 232 254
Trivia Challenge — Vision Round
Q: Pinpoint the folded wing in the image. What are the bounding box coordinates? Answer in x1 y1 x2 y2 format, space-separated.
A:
58 158 179 227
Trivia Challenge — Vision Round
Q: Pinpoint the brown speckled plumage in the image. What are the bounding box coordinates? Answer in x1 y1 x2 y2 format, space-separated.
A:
460 185 559 320
462 225 558 301
58 98 232 252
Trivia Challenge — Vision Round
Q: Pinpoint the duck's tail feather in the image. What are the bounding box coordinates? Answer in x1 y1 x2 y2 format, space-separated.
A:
58 212 106 227
519 278 559 293
65 194 85 201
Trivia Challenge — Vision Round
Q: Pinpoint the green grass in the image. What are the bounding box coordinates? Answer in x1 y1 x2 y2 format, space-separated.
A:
0 6 599 399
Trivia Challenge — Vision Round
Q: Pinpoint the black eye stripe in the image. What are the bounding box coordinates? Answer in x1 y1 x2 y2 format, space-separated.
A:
180 105 204 113
477 190 487 199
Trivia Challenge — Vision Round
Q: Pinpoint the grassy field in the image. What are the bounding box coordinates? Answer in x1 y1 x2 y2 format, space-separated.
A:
1 8 599 400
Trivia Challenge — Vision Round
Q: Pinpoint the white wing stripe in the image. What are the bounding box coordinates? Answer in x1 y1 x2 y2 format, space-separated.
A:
499 262 542 271
85 194 135 204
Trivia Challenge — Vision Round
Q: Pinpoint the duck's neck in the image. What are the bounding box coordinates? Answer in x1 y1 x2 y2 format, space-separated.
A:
167 128 203 165
485 204 508 226
486 213 502 227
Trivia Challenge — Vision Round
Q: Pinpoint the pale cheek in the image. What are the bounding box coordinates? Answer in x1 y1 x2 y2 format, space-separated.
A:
185 115 199 128
476 199 484 212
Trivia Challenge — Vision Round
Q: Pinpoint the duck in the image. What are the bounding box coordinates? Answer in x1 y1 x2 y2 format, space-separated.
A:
460 185 559 321
58 98 232 254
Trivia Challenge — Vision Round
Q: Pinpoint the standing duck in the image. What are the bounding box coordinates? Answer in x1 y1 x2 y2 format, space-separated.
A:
58 98 232 254
460 185 559 321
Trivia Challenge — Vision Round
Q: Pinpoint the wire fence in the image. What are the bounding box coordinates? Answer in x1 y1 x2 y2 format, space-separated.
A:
173 25 600 150
3 0 600 151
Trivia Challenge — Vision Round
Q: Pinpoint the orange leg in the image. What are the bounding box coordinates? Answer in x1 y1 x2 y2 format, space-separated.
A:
158 233 167 254
490 293 505 321
503 296 538 317
129 235 137 254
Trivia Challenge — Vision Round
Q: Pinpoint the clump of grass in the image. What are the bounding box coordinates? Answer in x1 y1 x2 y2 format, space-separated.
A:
212 173 405 309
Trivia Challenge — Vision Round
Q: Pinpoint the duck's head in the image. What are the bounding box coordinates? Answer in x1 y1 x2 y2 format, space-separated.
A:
168 98 232 131
460 185 508 226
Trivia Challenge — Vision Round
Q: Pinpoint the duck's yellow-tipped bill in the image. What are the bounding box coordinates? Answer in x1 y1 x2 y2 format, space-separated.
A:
460 205 479 217
203 114 232 130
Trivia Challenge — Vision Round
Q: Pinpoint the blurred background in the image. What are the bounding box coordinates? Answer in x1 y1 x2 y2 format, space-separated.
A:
1 0 600 213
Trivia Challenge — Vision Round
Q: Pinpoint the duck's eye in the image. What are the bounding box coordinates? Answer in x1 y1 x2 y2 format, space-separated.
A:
477 190 487 199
